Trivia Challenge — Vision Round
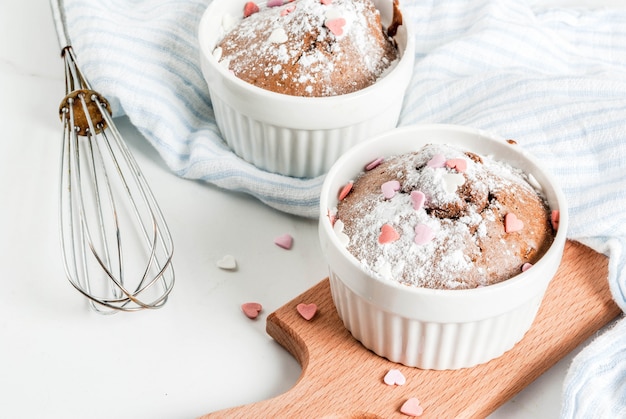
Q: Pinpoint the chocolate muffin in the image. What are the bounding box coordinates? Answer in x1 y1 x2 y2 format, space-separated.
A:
334 144 555 290
213 0 400 97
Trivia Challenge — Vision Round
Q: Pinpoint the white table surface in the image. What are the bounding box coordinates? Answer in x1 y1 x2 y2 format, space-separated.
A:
1 1 621 418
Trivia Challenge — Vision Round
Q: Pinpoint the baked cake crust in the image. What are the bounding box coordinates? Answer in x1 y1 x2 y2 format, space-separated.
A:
335 144 555 290
214 0 400 97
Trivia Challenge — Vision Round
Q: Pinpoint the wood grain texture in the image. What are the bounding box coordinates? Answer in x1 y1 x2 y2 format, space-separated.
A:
201 241 620 418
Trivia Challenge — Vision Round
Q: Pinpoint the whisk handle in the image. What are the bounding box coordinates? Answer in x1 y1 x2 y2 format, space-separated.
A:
50 0 71 50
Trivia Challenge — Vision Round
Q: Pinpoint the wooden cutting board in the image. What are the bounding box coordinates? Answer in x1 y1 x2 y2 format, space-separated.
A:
201 241 620 418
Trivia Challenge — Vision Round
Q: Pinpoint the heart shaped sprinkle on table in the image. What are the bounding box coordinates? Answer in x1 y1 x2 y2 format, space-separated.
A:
551 210 560 231
296 303 317 320
379 224 400 244
338 181 353 201
325 17 346 36
241 302 262 319
410 190 426 211
505 213 524 233
243 1 259 18
446 158 467 172
274 233 294 250
216 254 237 271
320 0 333 4
400 397 424 417
442 173 465 193
383 369 406 386
365 157 384 171
426 153 446 168
414 224 435 245
381 180 401 199
267 0 283 6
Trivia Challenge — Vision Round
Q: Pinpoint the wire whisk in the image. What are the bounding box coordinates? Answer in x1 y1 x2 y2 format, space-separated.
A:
52 0 174 313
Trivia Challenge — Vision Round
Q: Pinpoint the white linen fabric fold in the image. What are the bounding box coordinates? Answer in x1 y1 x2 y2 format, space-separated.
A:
59 0 626 416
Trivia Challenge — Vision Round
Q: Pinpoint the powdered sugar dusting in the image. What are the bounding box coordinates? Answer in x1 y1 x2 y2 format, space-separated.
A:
334 144 555 290
214 0 399 96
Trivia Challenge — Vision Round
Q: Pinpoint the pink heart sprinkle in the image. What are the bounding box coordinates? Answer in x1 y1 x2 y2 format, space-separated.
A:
446 158 467 173
320 0 332 4
267 0 283 6
365 157 384 171
551 210 560 231
410 191 426 211
297 303 317 320
381 180 401 199
338 181 353 201
274 233 293 249
427 153 446 168
327 209 337 226
325 17 346 36
243 1 259 18
400 397 424 417
504 213 524 233
379 224 400 244
384 369 406 386
280 5 295 15
522 262 533 272
414 224 435 245
241 302 262 319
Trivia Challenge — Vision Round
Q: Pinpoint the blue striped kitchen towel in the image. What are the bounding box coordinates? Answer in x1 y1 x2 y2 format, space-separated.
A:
58 0 626 416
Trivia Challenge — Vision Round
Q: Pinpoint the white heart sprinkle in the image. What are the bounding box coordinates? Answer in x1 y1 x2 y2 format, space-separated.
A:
219 58 231 70
221 13 237 32
325 8 342 20
213 47 223 61
268 28 288 44
376 261 392 279
333 220 350 247
216 255 237 270
442 173 465 194
384 369 407 386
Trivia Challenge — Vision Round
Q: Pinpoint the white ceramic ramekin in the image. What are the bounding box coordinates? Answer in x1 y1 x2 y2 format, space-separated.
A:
198 0 415 178
319 124 568 370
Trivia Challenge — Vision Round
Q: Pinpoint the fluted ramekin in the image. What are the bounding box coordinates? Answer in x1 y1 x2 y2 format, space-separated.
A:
198 0 415 178
319 124 568 369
